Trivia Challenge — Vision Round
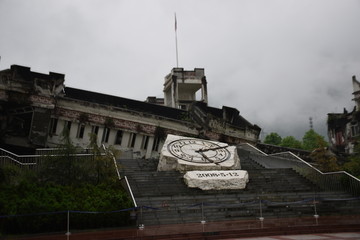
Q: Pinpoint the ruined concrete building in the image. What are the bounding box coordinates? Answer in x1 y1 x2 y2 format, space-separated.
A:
0 64 261 158
328 76 360 154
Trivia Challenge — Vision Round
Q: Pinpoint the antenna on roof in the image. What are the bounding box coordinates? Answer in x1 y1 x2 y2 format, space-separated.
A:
174 13 179 68
309 117 313 130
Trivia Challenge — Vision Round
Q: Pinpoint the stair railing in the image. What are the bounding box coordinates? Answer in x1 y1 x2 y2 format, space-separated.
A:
0 147 101 169
101 144 137 208
101 144 121 180
239 143 360 196
36 147 94 155
271 151 360 196
0 148 37 167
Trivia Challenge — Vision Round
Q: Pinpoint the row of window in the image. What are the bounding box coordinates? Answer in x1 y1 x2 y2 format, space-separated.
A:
49 118 161 151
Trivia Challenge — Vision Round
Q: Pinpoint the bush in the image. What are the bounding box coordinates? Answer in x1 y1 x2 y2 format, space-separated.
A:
0 165 132 235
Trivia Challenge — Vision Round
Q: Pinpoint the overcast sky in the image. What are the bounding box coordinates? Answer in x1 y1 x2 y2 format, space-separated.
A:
1 0 360 140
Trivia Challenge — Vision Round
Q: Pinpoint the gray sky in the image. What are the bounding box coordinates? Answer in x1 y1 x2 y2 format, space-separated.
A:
1 0 360 140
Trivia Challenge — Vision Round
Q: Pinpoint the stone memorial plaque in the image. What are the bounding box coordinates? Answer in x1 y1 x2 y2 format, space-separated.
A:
184 170 249 190
158 134 241 172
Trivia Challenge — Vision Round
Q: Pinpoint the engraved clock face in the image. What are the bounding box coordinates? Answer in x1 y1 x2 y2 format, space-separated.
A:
167 138 231 164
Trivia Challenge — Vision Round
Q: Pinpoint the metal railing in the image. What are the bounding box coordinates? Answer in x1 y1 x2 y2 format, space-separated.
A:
101 144 121 180
0 147 101 168
101 144 137 208
0 148 37 167
239 143 360 196
36 147 95 155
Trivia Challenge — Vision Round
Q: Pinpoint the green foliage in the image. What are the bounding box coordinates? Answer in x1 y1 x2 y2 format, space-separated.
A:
0 131 130 235
0 178 132 234
39 132 118 186
263 132 282 145
344 140 360 178
88 133 120 185
264 130 329 151
280 136 303 149
310 147 340 172
39 133 81 185
0 164 37 186
302 129 328 151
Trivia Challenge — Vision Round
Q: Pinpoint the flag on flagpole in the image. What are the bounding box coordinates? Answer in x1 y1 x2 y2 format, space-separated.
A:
175 13 177 31
174 12 179 67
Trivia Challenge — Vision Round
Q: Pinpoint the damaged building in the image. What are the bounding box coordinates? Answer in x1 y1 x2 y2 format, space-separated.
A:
328 75 360 155
0 64 261 158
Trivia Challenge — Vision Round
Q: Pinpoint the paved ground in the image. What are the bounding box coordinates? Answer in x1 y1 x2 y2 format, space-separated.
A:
12 231 360 240
11 215 360 240
229 232 360 240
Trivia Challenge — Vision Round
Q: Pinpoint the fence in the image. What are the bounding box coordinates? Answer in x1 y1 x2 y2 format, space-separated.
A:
1 195 359 235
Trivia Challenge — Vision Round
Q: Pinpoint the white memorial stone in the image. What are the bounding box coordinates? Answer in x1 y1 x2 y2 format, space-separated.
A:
184 170 249 190
158 134 241 172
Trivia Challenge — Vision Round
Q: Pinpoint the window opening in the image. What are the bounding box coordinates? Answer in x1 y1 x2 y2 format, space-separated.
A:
91 126 99 136
76 123 85 139
102 127 110 143
115 130 123 145
49 118 58 134
141 135 149 150
128 133 137 148
152 137 160 151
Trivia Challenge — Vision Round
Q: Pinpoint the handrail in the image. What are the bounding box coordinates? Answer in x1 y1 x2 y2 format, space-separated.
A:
0 148 38 166
101 144 121 180
0 155 37 166
123 176 137 208
238 142 268 156
0 147 41 158
0 147 103 167
101 145 137 208
238 143 360 196
36 147 95 155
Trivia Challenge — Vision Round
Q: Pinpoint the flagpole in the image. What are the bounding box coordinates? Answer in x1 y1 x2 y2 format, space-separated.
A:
175 13 179 68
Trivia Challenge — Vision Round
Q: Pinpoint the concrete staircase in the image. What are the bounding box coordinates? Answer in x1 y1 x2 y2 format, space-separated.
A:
118 147 360 226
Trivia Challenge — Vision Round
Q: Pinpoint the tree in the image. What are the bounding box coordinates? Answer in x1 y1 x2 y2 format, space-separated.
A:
88 133 119 185
280 136 303 149
263 132 282 145
302 129 328 151
344 139 360 178
39 127 82 185
40 129 120 186
310 147 340 172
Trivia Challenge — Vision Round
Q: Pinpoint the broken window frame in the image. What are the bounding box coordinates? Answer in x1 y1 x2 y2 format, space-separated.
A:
128 133 137 148
152 137 160 152
91 125 99 136
351 122 360 137
101 127 110 143
49 118 58 135
76 123 85 139
115 130 123 145
141 135 150 150
64 121 72 132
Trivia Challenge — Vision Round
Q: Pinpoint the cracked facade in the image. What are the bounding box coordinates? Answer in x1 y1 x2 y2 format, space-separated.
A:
328 75 360 154
0 65 261 158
